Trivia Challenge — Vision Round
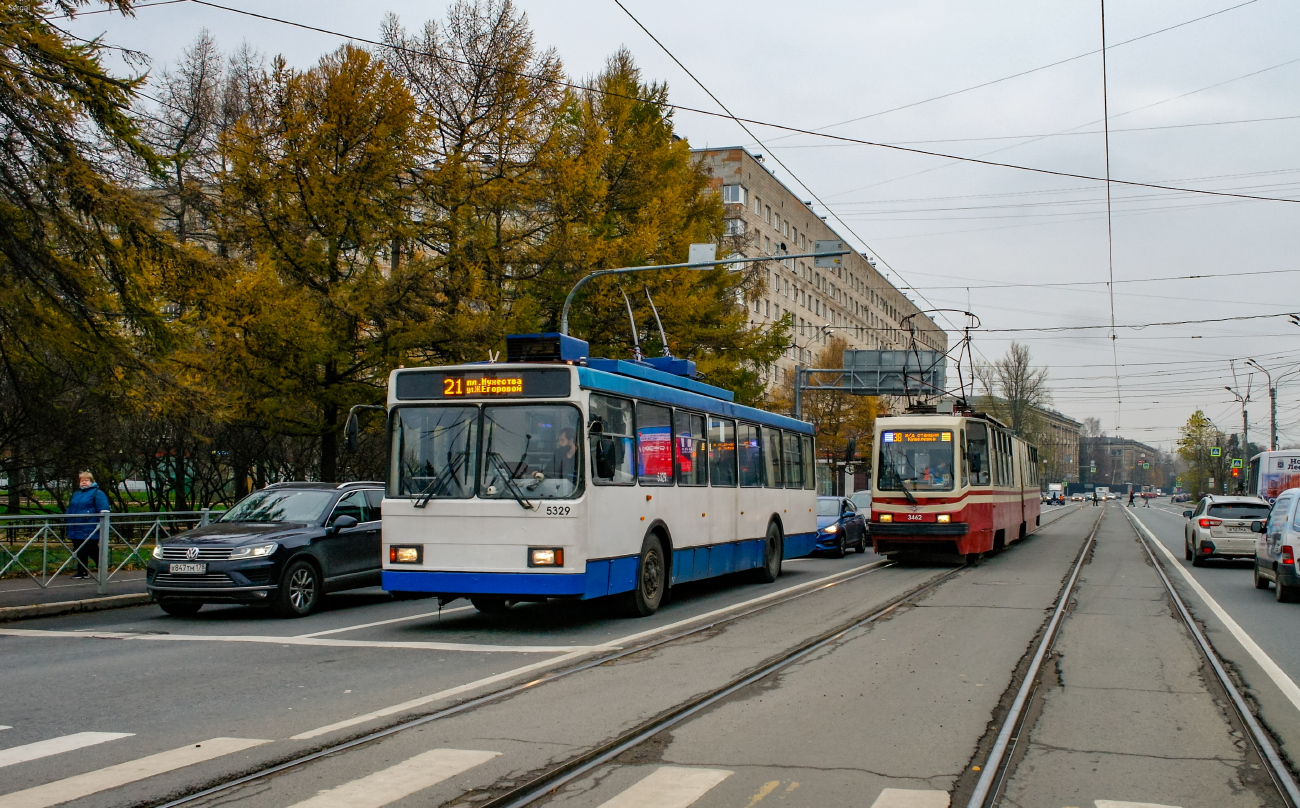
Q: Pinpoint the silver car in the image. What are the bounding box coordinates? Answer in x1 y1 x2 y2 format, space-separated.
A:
1184 495 1272 566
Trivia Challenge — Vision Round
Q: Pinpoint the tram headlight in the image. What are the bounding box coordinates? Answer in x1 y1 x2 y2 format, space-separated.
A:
389 545 423 564
879 514 893 523
937 514 952 523
529 548 564 567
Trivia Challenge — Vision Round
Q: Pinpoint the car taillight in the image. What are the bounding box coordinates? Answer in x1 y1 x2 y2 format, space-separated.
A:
1283 546 1295 566
1198 518 1222 528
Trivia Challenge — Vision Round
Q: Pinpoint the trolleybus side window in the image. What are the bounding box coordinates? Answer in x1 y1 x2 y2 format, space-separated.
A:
762 426 784 488
709 417 738 487
783 431 804 489
674 410 708 486
481 404 582 499
589 394 634 485
737 422 764 488
390 405 479 499
636 402 673 486
965 423 990 486
802 435 815 490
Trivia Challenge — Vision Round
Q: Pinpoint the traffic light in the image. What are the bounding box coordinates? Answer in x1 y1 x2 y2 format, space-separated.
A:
1231 468 1240 478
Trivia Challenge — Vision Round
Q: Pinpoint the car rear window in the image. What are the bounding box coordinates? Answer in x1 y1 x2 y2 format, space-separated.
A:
1208 503 1270 520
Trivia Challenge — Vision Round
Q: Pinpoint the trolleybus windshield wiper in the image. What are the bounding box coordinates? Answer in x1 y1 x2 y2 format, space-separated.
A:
487 451 535 510
413 449 468 508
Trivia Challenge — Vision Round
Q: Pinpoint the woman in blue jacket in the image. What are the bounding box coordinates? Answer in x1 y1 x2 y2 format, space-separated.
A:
67 472 111 579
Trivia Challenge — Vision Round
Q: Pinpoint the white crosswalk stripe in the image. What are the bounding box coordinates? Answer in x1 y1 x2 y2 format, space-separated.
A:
285 748 499 808
869 789 950 808
0 737 269 808
0 733 133 769
596 766 732 808
1095 802 1182 808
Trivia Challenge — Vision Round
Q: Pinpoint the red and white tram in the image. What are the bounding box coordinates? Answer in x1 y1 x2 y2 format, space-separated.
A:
869 410 1041 560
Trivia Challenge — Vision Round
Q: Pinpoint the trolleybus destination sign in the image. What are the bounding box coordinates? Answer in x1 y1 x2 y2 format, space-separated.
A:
394 367 571 400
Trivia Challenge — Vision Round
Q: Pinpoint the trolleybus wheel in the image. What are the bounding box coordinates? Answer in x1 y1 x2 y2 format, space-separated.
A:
471 597 514 614
621 534 666 617
754 521 783 583
1254 563 1270 590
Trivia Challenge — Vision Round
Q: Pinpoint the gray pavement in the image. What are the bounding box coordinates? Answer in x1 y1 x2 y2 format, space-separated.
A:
0 571 146 610
1001 504 1278 808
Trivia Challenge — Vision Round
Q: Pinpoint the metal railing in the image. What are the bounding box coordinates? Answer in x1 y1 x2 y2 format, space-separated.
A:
0 510 220 595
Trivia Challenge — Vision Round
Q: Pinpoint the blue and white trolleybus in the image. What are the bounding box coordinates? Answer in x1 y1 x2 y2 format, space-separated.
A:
379 333 818 616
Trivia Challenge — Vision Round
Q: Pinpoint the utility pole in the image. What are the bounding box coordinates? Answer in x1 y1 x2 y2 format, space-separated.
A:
1246 358 1300 451
1225 360 1251 454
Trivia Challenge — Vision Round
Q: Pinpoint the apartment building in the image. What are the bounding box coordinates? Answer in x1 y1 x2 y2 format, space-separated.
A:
694 147 948 389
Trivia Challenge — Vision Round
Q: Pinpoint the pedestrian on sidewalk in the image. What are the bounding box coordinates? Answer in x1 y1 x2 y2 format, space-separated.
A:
1128 490 1136 507
66 471 110 579
1143 492 1151 508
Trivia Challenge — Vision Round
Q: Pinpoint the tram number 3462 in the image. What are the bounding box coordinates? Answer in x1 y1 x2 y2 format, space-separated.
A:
906 514 924 521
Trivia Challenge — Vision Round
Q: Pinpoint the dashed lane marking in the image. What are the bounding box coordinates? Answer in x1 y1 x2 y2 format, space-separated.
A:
1095 801 1182 808
291 560 891 741
1128 510 1300 715
295 605 477 638
596 766 732 808
284 748 499 808
869 788 950 807
0 629 599 654
0 732 133 769
0 737 269 808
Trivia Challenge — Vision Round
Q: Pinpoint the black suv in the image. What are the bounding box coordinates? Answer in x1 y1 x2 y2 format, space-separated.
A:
146 482 384 618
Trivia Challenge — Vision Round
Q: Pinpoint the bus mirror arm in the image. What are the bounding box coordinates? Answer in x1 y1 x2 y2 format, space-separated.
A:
345 404 387 453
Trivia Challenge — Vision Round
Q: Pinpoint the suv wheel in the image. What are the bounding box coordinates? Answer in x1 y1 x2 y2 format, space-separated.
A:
1184 536 1194 561
274 559 321 618
1191 543 1207 567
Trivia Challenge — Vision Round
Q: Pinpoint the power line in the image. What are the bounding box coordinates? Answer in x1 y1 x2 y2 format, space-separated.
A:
903 266 1300 291
166 0 1300 206
983 311 1299 333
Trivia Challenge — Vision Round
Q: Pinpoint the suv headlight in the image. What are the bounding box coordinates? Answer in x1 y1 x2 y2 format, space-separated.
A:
152 544 165 559
229 542 277 560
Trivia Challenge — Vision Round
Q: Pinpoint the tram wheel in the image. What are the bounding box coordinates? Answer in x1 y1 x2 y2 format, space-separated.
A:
753 521 783 583
620 534 666 617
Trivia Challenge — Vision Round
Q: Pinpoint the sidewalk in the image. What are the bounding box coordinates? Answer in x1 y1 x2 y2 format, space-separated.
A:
0 571 150 621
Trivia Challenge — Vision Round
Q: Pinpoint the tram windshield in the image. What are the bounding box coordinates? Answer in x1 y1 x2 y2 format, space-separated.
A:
878 429 955 492
389 404 582 500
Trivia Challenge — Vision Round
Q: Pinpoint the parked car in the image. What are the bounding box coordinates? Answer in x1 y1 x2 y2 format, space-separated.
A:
816 496 868 557
1183 495 1271 567
1253 489 1300 601
147 481 384 617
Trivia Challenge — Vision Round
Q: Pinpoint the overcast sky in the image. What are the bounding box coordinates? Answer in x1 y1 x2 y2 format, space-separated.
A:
69 0 1300 452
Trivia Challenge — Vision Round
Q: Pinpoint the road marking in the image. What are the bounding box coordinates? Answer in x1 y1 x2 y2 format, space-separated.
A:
0 732 133 769
296 605 477 638
0 629 597 654
0 737 268 808
0 727 10 732
291 560 891 740
284 748 498 808
1128 510 1300 714
1095 801 1182 808
597 766 731 808
869 788 950 807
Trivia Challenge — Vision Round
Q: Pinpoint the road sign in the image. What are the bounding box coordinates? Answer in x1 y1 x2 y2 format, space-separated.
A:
1231 458 1244 469
1142 462 1150 469
814 240 845 268
1210 447 1222 457
688 243 717 264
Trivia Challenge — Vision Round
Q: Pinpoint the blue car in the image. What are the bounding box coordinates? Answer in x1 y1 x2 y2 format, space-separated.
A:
816 496 869 557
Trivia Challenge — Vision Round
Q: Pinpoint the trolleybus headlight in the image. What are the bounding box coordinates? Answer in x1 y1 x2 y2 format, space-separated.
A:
937 514 951 523
879 514 893 522
529 548 563 567
229 542 277 560
389 545 422 564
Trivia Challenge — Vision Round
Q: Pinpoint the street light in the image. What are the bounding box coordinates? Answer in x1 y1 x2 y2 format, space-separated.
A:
1245 358 1300 451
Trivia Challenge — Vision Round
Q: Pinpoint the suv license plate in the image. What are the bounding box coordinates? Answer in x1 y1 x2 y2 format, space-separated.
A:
1227 525 1250 533
169 563 206 574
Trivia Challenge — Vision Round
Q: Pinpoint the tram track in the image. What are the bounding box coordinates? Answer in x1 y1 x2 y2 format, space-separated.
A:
151 505 1083 808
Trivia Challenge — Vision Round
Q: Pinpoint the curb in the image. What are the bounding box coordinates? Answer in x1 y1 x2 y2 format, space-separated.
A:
0 593 153 623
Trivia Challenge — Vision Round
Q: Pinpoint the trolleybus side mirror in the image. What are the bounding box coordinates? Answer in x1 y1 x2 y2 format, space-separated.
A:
1252 520 1266 534
345 412 360 453
845 438 856 464
588 419 604 435
1182 510 1193 519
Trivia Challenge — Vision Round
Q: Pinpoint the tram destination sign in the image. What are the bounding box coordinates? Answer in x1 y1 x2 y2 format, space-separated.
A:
882 431 953 443
395 368 571 400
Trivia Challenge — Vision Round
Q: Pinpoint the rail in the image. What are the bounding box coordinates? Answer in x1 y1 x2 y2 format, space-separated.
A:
0 510 220 595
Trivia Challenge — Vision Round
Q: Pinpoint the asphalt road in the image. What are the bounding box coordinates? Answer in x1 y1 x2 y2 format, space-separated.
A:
4 503 1291 808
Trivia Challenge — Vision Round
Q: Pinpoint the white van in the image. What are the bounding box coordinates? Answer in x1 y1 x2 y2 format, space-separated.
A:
1253 489 1300 602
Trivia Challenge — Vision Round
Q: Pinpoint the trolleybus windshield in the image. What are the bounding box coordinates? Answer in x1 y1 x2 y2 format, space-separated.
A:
389 404 582 501
878 429 955 492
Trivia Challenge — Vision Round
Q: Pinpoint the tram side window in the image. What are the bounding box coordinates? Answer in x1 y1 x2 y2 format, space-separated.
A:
966 423 990 486
674 411 708 486
802 436 815 490
959 430 969 488
589 394 635 485
737 422 764 487
762 426 784 488
636 402 673 486
709 417 738 487
783 431 804 488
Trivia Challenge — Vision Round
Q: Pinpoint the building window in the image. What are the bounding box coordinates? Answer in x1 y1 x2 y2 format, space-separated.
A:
764 236 771 253
765 300 770 317
765 205 772 224
752 196 760 216
724 218 745 236
722 185 747 205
